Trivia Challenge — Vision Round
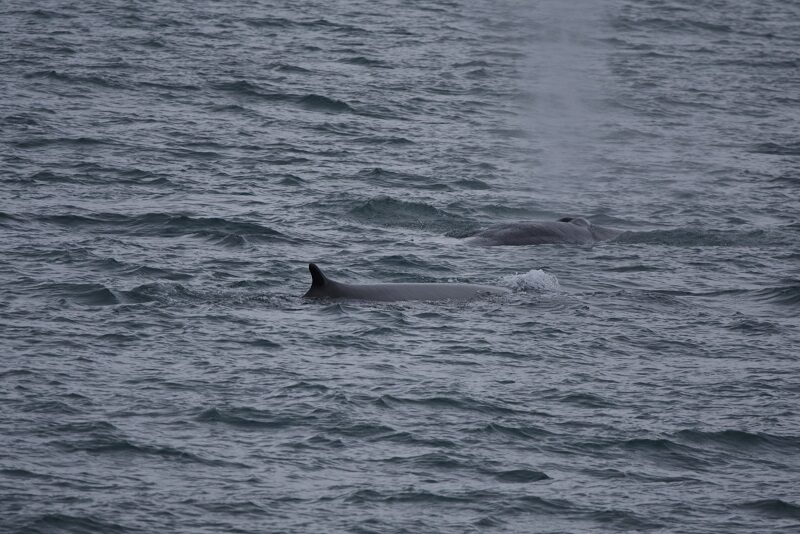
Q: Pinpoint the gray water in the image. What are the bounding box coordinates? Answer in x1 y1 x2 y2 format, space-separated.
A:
2 0 799 532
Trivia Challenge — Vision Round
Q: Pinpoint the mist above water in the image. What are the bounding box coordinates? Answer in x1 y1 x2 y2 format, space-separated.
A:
520 0 614 190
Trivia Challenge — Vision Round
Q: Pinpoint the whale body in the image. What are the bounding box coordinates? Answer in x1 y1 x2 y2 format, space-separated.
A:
303 263 509 302
465 217 620 246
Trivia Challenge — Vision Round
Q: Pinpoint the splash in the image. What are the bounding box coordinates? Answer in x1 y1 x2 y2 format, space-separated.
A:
500 269 560 292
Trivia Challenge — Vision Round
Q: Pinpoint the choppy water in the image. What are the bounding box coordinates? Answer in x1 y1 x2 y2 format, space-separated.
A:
2 0 799 532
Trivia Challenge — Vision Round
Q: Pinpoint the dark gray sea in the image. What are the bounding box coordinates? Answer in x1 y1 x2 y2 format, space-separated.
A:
2 0 799 532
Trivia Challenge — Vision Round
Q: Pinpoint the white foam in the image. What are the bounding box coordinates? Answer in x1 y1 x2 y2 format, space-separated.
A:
500 269 560 292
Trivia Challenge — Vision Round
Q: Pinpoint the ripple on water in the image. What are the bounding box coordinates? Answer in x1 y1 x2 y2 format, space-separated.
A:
2 0 800 532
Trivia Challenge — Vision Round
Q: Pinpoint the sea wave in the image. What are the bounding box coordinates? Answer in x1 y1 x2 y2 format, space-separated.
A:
349 196 472 232
614 228 776 246
298 94 355 113
675 429 800 452
20 514 130 534
38 212 292 242
739 499 800 520
196 406 297 429
23 69 125 89
751 141 800 156
752 283 800 306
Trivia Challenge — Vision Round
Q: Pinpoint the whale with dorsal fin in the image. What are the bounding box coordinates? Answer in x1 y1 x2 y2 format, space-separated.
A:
303 263 509 302
465 217 621 246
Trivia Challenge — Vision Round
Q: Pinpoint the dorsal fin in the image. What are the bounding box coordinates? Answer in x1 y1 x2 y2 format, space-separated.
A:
309 263 328 287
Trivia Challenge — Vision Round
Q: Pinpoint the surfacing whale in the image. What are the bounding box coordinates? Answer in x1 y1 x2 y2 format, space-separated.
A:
303 263 509 302
465 217 620 246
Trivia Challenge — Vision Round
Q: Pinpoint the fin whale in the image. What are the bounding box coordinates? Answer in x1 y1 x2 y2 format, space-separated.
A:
465 217 620 246
303 263 509 302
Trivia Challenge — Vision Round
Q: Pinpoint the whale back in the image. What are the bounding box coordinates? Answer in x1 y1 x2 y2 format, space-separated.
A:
328 282 505 301
303 263 507 302
468 217 619 246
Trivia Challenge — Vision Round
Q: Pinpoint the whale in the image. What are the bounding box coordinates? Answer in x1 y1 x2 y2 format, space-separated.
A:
303 263 509 302
465 217 620 246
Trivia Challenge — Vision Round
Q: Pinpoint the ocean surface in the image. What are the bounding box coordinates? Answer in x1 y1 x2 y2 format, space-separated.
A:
2 0 799 532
